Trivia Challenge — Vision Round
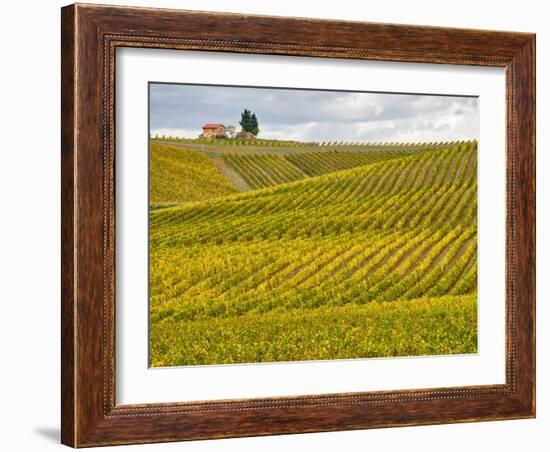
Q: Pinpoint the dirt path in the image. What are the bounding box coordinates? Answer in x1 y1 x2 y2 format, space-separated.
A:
211 156 252 192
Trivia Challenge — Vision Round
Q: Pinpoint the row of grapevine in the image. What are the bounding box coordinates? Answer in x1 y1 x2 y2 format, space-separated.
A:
223 149 431 188
152 135 475 151
151 143 475 243
153 136 320 147
150 142 478 325
150 293 477 366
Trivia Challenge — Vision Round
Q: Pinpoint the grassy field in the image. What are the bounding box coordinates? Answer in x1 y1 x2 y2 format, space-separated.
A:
149 140 478 366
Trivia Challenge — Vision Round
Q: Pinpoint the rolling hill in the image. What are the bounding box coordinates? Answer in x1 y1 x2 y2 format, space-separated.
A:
149 141 478 366
150 141 237 205
223 148 427 189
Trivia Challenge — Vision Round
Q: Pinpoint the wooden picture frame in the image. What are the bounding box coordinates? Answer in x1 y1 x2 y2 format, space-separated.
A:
61 3 535 447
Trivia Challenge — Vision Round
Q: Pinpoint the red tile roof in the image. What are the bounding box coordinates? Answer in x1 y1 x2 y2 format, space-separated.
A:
202 123 225 129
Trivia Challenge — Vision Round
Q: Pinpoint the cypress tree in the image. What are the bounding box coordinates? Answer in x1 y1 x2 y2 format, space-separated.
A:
250 113 259 136
239 109 260 136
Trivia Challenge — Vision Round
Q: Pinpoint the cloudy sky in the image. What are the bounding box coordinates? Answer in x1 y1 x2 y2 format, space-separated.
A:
149 83 478 142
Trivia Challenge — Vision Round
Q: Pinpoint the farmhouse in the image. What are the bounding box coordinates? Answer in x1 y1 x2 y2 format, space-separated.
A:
200 123 227 139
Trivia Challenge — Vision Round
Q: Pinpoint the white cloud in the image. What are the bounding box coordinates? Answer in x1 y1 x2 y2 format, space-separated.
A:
150 83 478 143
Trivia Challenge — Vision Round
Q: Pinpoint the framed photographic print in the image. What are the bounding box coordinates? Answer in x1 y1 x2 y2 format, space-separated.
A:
61 3 535 447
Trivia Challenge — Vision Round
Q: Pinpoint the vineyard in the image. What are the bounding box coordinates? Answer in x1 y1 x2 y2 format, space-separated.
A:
149 140 478 366
150 141 237 205
223 149 427 189
155 135 465 151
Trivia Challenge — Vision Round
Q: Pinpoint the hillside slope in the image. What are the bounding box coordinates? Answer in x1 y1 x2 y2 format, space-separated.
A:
150 142 237 205
223 148 430 189
149 142 478 366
